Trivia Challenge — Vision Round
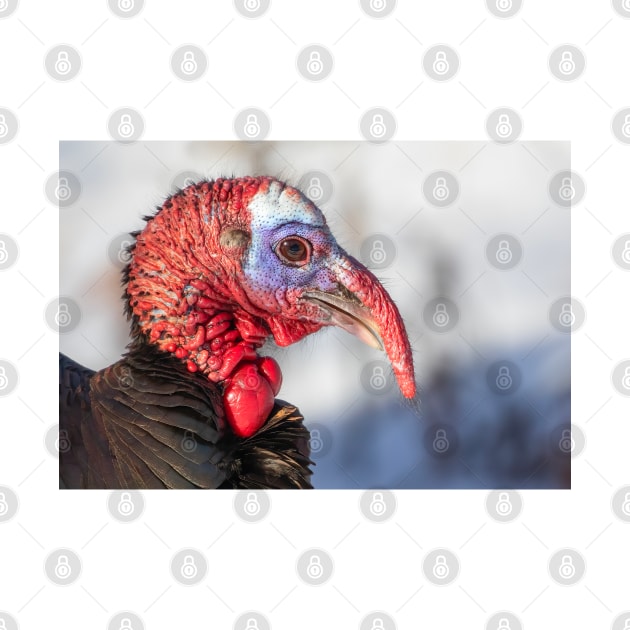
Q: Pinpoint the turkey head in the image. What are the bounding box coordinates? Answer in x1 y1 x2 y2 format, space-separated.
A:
125 176 415 438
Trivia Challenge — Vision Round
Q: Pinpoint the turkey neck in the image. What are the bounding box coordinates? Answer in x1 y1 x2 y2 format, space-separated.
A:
144 277 268 382
124 178 282 437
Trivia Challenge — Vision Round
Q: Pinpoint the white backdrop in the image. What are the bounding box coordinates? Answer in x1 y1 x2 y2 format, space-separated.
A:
1 1 629 628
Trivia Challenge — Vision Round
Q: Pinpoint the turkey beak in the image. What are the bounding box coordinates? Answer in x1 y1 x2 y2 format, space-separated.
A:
304 255 416 399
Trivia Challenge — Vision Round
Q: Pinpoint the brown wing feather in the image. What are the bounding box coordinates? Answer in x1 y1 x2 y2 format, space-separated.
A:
60 348 313 489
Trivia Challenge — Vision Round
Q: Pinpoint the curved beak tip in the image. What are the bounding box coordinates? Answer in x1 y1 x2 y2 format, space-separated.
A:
304 289 416 399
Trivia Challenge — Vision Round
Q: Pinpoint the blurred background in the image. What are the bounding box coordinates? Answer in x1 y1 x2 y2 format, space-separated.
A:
59 140 570 489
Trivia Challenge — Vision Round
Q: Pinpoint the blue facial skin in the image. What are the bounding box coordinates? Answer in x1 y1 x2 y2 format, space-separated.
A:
242 182 344 310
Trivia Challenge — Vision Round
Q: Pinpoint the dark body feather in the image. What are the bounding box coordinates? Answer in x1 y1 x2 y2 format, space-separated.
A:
59 346 313 489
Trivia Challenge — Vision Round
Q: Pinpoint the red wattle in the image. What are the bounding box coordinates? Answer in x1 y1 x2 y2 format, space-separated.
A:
256 356 282 396
223 362 275 437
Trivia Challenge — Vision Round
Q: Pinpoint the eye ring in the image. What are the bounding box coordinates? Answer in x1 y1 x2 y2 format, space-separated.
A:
274 236 312 267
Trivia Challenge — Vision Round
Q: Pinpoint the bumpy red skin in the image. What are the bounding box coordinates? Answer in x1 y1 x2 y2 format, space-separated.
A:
127 178 287 437
126 176 415 437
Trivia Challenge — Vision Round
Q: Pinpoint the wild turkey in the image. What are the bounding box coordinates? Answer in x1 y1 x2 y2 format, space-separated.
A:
59 176 416 489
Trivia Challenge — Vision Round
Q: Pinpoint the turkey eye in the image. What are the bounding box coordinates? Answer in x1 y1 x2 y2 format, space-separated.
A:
276 237 311 266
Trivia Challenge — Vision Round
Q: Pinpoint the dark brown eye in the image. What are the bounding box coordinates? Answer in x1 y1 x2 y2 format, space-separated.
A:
276 237 311 266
